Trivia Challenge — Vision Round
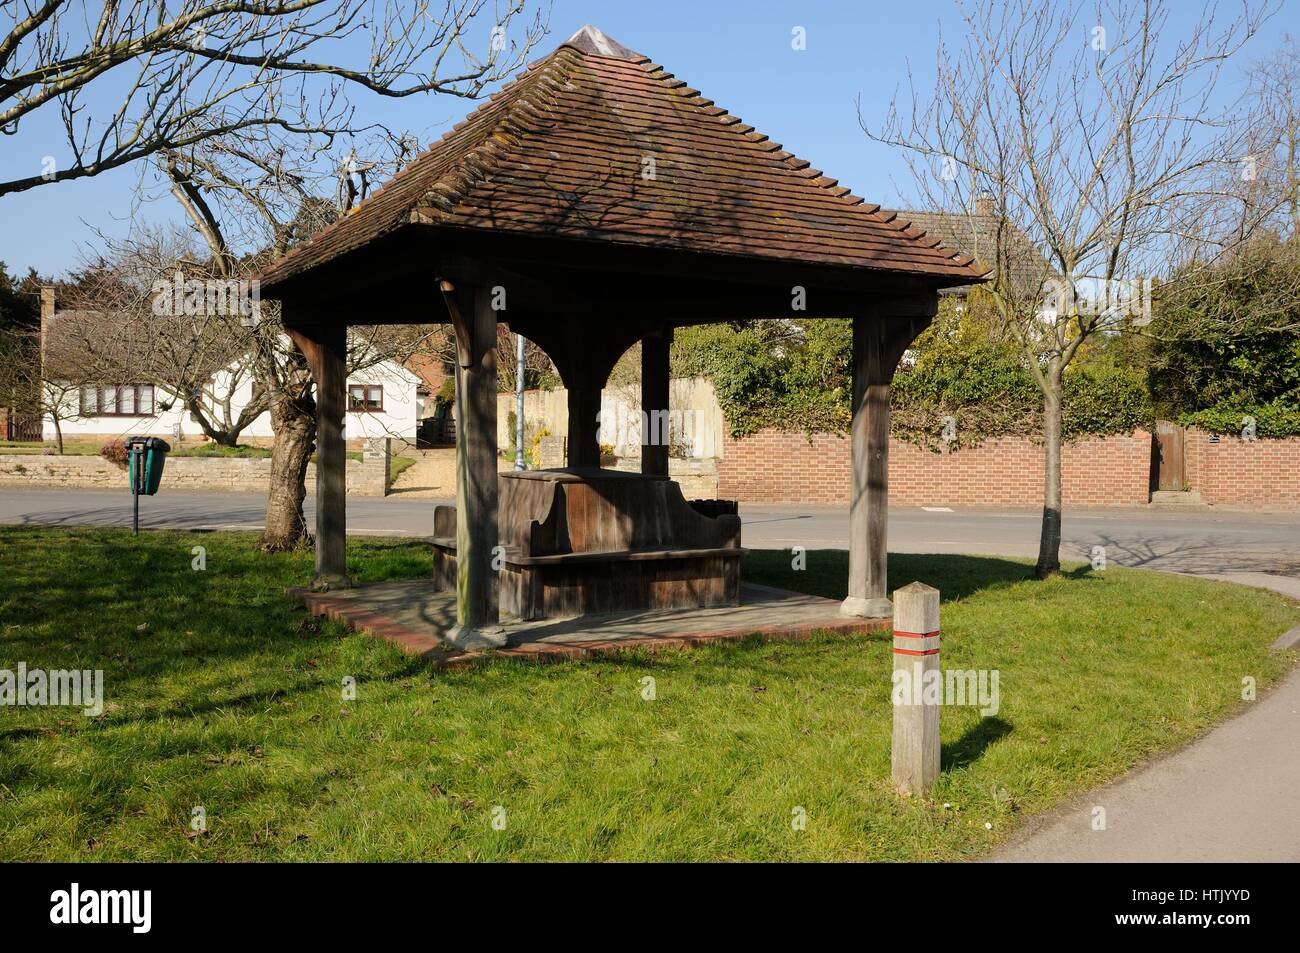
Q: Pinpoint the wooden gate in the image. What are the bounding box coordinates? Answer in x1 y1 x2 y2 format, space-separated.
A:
4 411 43 443
1151 420 1186 492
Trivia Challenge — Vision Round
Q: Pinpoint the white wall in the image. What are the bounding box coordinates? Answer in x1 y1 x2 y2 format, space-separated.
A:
495 376 726 459
45 358 420 443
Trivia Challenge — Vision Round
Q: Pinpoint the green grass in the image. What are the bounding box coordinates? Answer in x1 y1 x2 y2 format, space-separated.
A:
169 444 272 459
389 455 416 482
176 446 366 463
0 440 103 455
0 527 1295 861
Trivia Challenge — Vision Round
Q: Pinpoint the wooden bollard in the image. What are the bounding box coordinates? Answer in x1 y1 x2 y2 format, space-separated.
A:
891 581 941 797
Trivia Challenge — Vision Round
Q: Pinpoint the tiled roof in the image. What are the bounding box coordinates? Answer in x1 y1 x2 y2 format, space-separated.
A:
887 207 1048 296
258 26 986 289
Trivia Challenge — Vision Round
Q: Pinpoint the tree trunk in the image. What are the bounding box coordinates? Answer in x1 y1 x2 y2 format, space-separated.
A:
1035 363 1064 578
258 390 316 552
184 396 242 447
53 415 64 455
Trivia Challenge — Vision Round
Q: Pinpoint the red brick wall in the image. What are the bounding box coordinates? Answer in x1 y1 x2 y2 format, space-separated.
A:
1184 427 1300 508
718 428 1154 506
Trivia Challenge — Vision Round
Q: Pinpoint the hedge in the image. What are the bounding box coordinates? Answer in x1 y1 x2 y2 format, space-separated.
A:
673 321 1154 448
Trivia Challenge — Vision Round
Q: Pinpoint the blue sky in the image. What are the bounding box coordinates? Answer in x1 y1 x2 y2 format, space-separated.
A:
2 0 1296 277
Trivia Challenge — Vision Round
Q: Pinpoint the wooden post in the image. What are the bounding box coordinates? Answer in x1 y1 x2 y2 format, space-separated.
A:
566 378 601 468
290 321 351 591
640 328 672 476
891 581 941 797
841 313 893 617
441 279 503 648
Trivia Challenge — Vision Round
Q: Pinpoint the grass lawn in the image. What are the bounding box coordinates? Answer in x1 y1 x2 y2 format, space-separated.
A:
0 526 1295 861
0 439 105 455
388 455 417 483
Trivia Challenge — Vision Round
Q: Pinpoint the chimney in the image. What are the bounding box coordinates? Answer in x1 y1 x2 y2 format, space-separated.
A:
974 193 996 218
39 286 55 369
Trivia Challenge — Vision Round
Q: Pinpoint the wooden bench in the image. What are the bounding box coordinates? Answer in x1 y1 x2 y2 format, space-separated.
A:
432 468 742 621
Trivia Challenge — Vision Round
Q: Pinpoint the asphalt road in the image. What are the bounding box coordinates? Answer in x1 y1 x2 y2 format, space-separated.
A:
1 486 1297 576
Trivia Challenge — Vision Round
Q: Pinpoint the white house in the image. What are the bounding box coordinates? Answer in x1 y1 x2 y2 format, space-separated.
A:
45 356 421 446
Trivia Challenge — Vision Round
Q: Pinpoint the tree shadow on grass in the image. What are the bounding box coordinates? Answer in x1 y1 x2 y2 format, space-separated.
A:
742 549 1038 603
942 716 1013 771
0 527 429 705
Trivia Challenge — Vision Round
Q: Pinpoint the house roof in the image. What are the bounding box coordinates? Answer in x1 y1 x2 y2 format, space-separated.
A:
888 206 1049 296
258 25 986 290
41 299 421 384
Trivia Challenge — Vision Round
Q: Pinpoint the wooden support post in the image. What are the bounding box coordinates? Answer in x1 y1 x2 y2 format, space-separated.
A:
640 328 672 476
441 279 503 648
291 321 351 591
540 319 641 472
841 313 893 617
891 581 941 797
566 380 601 468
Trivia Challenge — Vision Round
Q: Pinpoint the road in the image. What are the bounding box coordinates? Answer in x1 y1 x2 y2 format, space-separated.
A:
1 486 1297 576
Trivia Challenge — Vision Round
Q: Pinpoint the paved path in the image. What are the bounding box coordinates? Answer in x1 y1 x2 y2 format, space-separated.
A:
983 568 1300 862
385 447 454 498
991 626 1300 861
2 487 1298 575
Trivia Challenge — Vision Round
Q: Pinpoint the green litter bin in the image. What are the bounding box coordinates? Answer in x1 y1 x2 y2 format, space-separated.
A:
126 436 170 496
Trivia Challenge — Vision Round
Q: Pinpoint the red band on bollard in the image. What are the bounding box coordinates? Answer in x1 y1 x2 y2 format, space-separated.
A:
893 647 940 656
893 630 940 639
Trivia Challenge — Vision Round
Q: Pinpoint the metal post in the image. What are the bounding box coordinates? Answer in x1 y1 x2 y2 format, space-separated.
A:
131 447 140 536
515 332 526 470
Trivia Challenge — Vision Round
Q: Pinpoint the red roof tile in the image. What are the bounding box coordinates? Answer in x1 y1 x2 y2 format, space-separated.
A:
259 25 986 289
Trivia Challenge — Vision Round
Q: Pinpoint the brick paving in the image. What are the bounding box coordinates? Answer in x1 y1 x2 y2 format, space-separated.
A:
290 580 889 669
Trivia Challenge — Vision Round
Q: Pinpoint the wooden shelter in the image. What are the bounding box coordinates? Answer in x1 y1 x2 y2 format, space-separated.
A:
258 25 984 648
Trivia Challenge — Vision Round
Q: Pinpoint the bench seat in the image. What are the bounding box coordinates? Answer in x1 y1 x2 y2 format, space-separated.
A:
432 468 742 620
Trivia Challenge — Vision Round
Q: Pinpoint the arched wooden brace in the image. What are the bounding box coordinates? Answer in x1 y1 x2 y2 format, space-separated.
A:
841 297 938 618
515 316 651 470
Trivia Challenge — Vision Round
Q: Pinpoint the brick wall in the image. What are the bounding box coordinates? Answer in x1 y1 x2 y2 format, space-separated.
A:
1184 427 1300 508
718 429 1154 506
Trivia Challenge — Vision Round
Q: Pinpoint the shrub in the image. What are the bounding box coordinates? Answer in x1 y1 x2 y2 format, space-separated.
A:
1182 400 1300 438
1062 363 1154 440
100 439 129 467
673 307 1154 446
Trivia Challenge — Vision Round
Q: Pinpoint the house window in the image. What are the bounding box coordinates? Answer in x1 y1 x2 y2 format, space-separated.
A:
79 384 156 417
348 384 383 412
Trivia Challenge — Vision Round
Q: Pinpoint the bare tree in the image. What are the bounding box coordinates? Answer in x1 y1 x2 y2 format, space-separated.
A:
153 124 440 550
65 229 270 447
867 0 1270 576
0 0 548 195
1167 34 1299 263
1240 35 1300 240
0 298 122 453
